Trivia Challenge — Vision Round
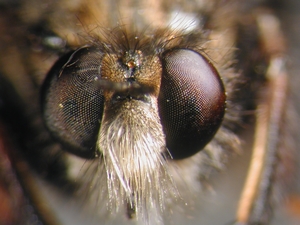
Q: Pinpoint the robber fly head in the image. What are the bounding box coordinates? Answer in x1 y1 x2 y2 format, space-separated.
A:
41 28 226 220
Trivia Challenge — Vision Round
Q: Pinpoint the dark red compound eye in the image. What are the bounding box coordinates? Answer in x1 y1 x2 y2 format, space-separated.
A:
158 49 226 160
41 47 105 158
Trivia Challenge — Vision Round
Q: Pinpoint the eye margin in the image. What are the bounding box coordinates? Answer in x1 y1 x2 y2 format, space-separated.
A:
40 49 77 111
158 48 226 160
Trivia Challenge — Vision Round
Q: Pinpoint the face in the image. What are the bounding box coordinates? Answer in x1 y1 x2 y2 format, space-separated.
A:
0 0 299 225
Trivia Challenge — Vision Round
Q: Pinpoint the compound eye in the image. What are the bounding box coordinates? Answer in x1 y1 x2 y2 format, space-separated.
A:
159 49 226 159
41 47 104 158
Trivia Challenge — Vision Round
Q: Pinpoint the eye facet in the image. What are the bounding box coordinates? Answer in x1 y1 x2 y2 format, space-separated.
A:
158 49 226 159
41 47 104 158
